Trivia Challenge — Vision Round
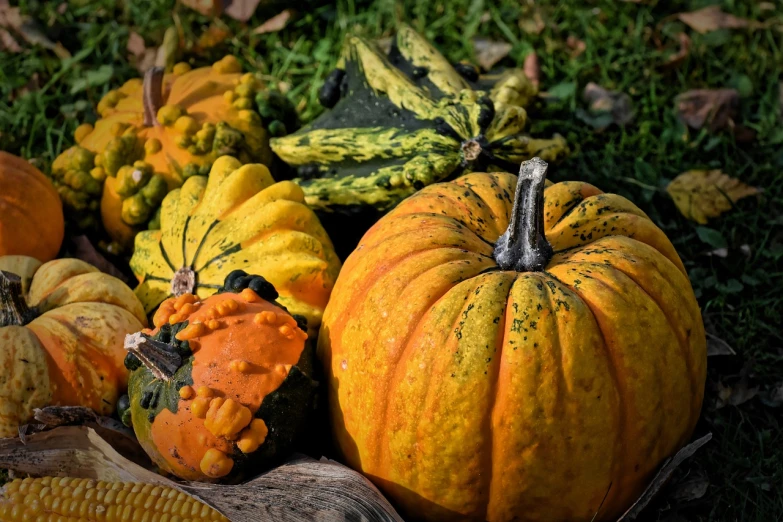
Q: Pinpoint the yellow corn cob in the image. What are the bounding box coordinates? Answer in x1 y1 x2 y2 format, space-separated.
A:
0 476 229 522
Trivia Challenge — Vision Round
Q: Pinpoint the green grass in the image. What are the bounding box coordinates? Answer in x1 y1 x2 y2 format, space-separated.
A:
2 0 782 520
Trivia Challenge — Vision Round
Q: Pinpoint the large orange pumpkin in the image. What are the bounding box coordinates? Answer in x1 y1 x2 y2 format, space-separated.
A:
0 256 147 438
319 158 707 521
0 152 64 262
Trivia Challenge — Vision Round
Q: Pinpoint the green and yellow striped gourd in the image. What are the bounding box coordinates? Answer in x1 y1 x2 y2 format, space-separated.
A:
270 24 568 216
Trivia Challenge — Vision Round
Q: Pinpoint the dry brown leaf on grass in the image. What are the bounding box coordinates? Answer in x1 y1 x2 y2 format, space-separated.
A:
676 5 758 34
566 35 586 57
661 32 691 69
252 9 293 35
616 434 712 521
519 10 545 35
675 88 739 132
578 82 635 131
0 3 70 58
666 169 760 224
126 31 146 58
0 27 21 52
523 52 540 89
670 470 710 503
715 379 758 409
180 0 224 17
706 332 736 356
224 0 262 22
473 38 512 71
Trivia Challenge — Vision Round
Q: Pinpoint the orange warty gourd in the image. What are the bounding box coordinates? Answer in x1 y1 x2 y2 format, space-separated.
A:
120 272 317 482
0 152 64 262
0 256 147 437
319 158 707 521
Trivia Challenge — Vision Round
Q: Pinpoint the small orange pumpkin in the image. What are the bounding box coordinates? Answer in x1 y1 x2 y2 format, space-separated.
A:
0 152 64 262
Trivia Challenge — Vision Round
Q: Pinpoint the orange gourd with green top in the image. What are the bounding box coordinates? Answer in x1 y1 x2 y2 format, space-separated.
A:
119 271 317 481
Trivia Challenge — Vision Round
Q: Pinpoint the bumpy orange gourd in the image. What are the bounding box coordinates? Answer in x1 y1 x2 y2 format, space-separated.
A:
319 158 707 521
0 256 147 437
121 272 316 481
0 152 64 262
51 56 282 249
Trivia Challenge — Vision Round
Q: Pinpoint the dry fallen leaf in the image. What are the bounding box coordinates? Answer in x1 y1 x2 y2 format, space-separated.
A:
195 23 231 51
670 471 710 503
566 35 586 57
760 383 783 408
519 10 545 35
666 169 760 224
577 82 635 131
252 9 293 35
180 0 224 17
0 27 21 52
617 434 712 521
523 52 540 89
224 0 262 22
126 31 146 58
473 38 512 71
714 379 758 409
676 88 739 132
676 5 758 34
662 32 691 70
706 332 736 356
0 4 70 58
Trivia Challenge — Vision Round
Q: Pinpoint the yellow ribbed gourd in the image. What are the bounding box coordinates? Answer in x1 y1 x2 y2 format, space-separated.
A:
130 156 341 336
0 477 228 521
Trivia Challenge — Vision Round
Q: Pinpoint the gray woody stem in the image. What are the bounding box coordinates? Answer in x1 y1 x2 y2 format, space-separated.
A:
493 157 554 272
125 332 182 381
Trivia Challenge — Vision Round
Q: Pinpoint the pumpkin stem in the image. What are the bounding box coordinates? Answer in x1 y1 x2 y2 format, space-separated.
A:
171 266 196 297
493 157 553 272
461 139 483 162
125 332 182 382
0 271 37 327
142 66 165 127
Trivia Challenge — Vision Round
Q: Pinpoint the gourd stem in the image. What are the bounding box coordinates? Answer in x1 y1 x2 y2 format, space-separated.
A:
125 332 182 382
142 67 165 127
493 157 553 272
171 266 196 297
0 271 37 327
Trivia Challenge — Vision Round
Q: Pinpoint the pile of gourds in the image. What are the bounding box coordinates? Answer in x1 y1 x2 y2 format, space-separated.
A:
0 25 707 522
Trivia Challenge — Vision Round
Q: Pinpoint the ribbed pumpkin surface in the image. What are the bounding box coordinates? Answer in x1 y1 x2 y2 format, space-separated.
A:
319 171 707 521
0 152 64 262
